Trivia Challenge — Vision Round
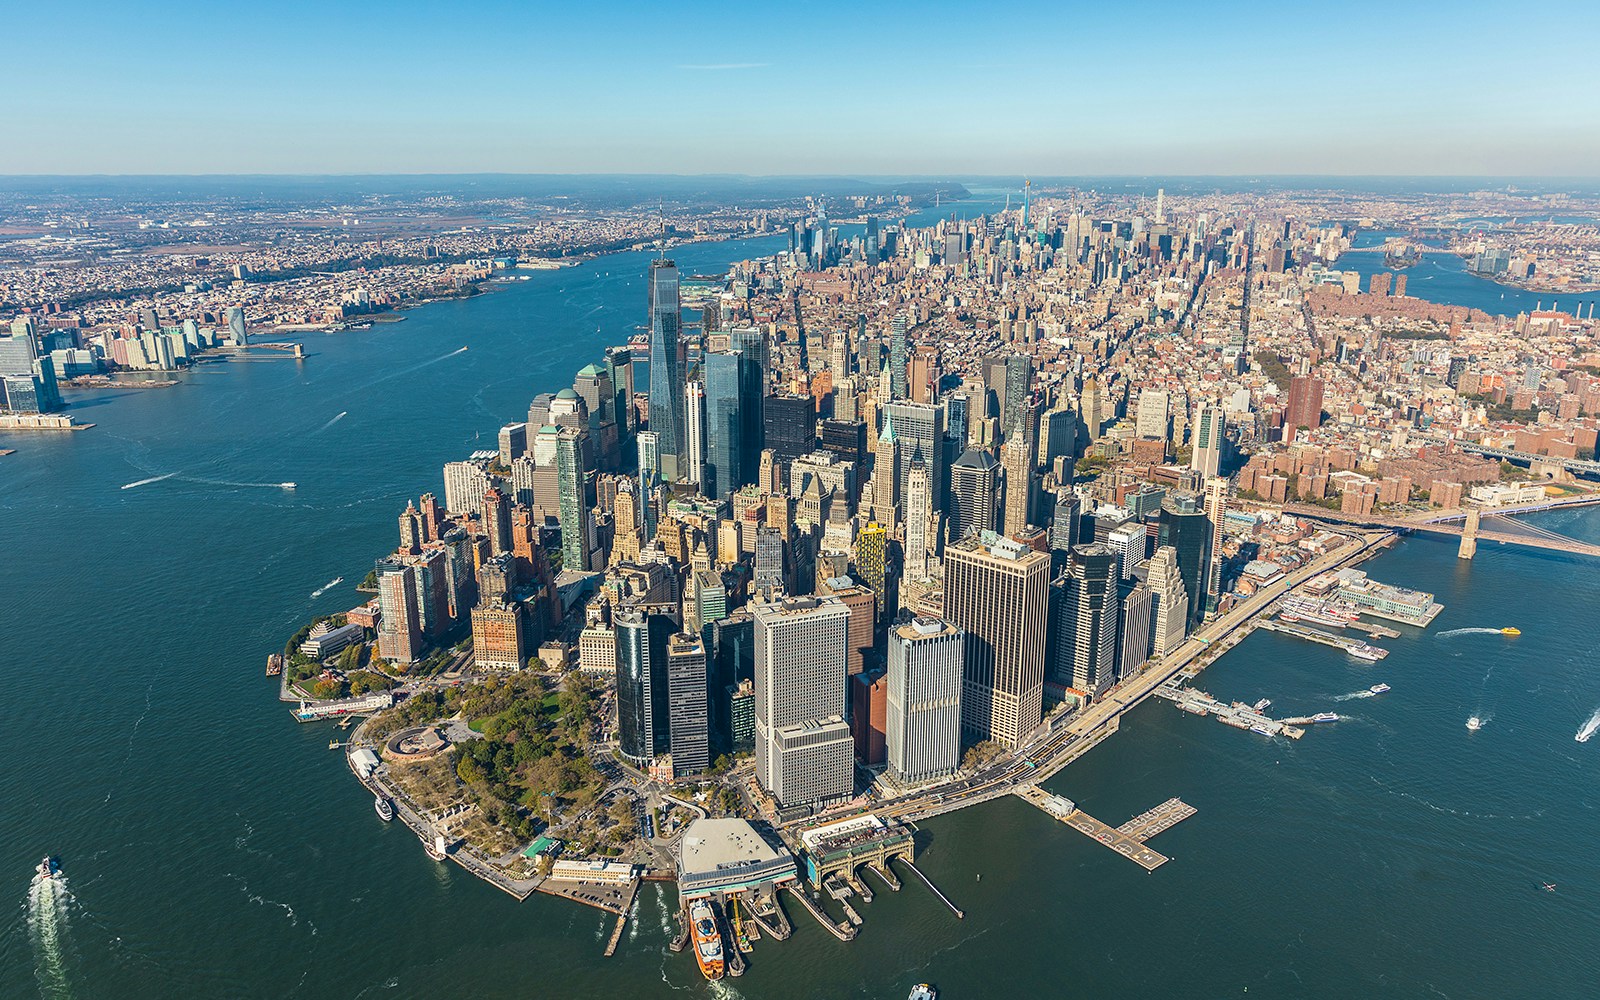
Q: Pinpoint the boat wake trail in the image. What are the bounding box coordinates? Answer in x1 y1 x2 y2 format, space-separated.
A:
309 577 343 599
314 411 348 433
1438 627 1506 638
1577 708 1600 743
181 476 296 490
1334 690 1376 701
356 346 469 392
28 873 74 999
120 472 176 490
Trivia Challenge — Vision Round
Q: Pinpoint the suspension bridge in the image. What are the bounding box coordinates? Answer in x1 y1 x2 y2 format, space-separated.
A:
1282 496 1600 559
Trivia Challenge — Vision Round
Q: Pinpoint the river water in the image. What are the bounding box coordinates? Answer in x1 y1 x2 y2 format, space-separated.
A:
4 218 1600 999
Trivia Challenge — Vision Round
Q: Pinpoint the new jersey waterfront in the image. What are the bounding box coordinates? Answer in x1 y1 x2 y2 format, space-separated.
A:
3 223 1600 998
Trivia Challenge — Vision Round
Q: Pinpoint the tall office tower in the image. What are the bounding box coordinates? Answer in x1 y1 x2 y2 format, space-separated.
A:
1000 438 1033 536
636 431 660 543
1049 544 1119 697
555 426 593 574
1079 376 1104 441
1049 487 1082 575
498 422 529 467
943 228 965 266
647 258 686 482
752 597 853 808
615 608 672 767
904 460 931 581
1106 522 1147 580
1038 397 1078 471
702 353 748 500
765 392 817 461
949 448 1000 542
865 215 880 259
1155 187 1165 223
944 391 971 453
886 617 965 785
889 313 909 401
375 560 422 664
943 534 1050 748
1203 477 1229 612
854 522 889 614
871 414 900 519
1135 389 1171 441
1157 507 1212 628
666 633 710 775
1120 582 1153 678
482 486 510 556
574 364 618 469
1002 354 1032 440
224 305 249 345
883 401 943 512
684 378 706 487
1190 402 1224 479
1285 376 1325 432
1147 545 1190 655
442 460 491 518
831 328 851 377
604 344 635 436
754 527 786 593
818 575 876 676
908 346 937 404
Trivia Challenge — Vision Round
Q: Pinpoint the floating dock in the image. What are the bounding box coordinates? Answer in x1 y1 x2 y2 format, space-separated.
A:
1013 785 1195 871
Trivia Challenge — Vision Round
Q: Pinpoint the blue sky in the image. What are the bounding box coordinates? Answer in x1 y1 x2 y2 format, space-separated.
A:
3 0 1597 175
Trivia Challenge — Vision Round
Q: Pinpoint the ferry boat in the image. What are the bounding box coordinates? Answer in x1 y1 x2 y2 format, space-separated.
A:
1254 699 1272 712
690 898 725 981
1500 627 1521 636
1348 646 1384 662
1466 716 1484 731
909 986 938 1000
35 856 61 880
1369 683 1391 694
1313 712 1339 723
374 795 394 822
1251 724 1275 736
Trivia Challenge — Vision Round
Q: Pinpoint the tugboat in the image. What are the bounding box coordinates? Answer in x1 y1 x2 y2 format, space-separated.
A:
35 856 61 880
689 898 725 981
374 795 394 822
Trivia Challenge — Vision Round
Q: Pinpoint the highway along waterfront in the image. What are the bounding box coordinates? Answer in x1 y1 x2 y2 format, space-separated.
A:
5 230 1600 997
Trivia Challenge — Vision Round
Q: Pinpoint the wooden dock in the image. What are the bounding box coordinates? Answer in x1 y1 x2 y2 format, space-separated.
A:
1014 785 1196 872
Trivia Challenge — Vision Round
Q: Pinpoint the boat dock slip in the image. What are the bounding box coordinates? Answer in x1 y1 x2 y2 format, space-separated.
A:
1155 685 1306 740
1256 619 1388 659
1013 785 1196 872
785 885 856 940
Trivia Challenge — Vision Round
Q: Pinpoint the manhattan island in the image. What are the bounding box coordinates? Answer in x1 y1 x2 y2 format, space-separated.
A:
276 185 1600 978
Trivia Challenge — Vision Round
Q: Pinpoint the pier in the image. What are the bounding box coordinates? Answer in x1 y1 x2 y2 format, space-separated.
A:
1256 619 1388 660
1155 684 1306 739
897 857 964 919
1013 785 1196 871
785 884 856 940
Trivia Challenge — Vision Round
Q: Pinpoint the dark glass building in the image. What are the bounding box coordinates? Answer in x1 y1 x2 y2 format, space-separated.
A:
615 608 673 765
1157 508 1213 628
764 392 816 461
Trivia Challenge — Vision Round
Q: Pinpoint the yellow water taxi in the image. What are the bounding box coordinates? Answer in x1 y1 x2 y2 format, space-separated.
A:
1501 627 1521 636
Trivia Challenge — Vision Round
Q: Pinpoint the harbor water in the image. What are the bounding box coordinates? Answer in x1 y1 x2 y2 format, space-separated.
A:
4 222 1600 998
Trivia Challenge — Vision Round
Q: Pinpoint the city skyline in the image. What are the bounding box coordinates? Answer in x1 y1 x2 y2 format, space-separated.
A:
5 0 1599 176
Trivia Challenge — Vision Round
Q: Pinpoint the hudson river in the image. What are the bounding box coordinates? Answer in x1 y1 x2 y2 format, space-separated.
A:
4 221 1600 998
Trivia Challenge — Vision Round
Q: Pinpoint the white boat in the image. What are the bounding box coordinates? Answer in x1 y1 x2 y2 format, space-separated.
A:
1466 716 1483 731
909 986 938 1000
1370 684 1391 694
35 856 61 880
1312 712 1339 723
375 795 394 822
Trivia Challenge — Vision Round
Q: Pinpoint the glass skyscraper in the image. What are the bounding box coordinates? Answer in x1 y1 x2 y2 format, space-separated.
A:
647 259 685 482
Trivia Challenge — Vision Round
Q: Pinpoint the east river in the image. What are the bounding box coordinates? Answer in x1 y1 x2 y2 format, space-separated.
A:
4 215 1600 998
